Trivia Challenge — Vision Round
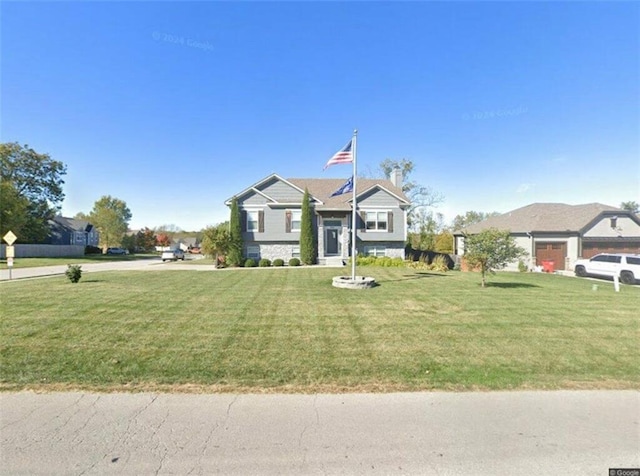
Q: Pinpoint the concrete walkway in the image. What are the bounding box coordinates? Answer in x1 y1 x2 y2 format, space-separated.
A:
1 391 638 475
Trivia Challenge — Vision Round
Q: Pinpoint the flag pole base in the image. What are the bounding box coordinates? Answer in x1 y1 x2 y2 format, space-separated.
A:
332 276 376 290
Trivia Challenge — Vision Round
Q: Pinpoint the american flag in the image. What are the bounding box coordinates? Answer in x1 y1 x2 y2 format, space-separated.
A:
323 139 353 170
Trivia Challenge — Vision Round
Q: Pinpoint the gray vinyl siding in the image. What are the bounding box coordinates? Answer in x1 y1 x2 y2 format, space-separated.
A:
358 188 401 207
242 206 316 242
239 191 270 206
357 207 406 242
260 178 305 203
356 189 406 242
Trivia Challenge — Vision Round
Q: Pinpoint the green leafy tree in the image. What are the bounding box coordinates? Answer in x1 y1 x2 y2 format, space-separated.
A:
0 181 29 238
408 209 446 250
300 188 316 265
227 197 243 266
202 223 231 266
135 227 157 252
463 228 526 287
434 231 454 254
136 227 156 251
89 195 132 250
121 233 137 253
620 201 639 214
452 211 500 232
378 159 443 230
0 142 67 242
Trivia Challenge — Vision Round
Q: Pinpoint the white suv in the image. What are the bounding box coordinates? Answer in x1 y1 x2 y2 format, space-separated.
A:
574 253 640 284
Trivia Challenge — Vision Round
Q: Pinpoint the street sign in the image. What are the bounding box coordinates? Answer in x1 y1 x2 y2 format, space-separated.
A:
3 230 17 246
7 257 14 267
6 246 15 258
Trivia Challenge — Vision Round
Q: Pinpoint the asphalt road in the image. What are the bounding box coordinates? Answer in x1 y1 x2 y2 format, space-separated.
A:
1 391 638 475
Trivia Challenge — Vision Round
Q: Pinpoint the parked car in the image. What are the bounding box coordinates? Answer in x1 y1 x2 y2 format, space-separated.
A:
161 249 185 262
574 253 640 284
105 247 129 255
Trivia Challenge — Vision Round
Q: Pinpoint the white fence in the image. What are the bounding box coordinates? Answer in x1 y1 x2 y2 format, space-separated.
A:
0 244 85 258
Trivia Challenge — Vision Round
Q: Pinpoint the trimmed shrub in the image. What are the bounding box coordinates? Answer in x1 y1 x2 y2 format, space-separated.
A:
244 258 257 268
518 260 528 273
65 264 82 283
273 258 284 267
288 258 301 267
259 258 271 267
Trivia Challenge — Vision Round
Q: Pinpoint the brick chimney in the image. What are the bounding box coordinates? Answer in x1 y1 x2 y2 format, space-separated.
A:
390 167 403 188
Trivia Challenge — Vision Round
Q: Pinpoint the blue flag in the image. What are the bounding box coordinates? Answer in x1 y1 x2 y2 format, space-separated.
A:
330 176 354 197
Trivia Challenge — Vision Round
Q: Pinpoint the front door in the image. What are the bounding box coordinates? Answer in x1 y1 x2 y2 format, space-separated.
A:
325 228 339 255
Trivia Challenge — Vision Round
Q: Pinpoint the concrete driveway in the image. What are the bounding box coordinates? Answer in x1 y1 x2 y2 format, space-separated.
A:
1 391 638 475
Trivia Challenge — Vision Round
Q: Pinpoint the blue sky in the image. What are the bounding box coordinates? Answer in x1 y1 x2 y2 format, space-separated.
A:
2 1 639 231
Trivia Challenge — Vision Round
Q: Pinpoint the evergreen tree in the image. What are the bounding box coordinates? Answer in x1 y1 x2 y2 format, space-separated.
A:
300 189 316 265
227 197 243 266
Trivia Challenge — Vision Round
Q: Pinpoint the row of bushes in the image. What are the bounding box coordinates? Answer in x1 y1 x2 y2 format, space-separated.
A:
350 256 405 267
243 258 301 268
240 255 454 271
406 254 451 272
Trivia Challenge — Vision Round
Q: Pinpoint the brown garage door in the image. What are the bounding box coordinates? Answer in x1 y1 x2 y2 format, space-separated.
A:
535 242 567 270
582 241 640 259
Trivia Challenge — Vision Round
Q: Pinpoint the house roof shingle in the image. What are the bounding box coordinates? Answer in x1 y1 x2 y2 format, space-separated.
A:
287 178 409 210
51 216 93 233
460 202 623 234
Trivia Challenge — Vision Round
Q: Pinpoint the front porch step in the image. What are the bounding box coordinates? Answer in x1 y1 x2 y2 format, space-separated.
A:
319 257 346 267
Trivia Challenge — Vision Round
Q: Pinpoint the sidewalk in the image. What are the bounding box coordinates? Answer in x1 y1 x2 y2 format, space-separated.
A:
1 390 638 475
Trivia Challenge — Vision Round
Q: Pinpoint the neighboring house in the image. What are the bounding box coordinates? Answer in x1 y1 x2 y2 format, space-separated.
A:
453 203 640 271
226 172 410 264
175 237 200 252
48 216 100 247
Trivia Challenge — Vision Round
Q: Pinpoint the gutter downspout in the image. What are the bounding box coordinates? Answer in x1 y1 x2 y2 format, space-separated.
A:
526 232 534 270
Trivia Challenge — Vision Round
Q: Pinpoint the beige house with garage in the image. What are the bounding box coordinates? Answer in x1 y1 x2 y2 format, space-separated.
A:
454 203 640 271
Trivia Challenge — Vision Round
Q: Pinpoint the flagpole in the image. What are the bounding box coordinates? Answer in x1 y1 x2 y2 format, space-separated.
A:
351 130 358 281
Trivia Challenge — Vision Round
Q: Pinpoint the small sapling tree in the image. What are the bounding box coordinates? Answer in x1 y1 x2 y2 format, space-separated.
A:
463 228 526 287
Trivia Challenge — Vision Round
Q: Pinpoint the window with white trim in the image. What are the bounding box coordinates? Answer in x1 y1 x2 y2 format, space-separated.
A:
364 245 386 257
246 245 260 259
292 245 300 258
291 210 302 232
365 211 388 231
247 211 259 231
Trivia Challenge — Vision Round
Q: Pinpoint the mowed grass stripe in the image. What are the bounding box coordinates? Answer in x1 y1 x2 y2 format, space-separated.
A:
0 267 638 392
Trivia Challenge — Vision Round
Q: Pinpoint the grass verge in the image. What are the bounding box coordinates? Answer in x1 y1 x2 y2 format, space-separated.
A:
1 268 638 393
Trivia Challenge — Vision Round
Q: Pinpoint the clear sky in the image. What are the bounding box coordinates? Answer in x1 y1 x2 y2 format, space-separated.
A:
2 1 639 231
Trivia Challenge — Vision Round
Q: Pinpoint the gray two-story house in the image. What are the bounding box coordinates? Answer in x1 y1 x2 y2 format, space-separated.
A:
226 172 410 265
48 216 100 247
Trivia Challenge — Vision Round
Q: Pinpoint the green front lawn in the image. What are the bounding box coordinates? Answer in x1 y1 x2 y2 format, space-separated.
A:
1 268 638 392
